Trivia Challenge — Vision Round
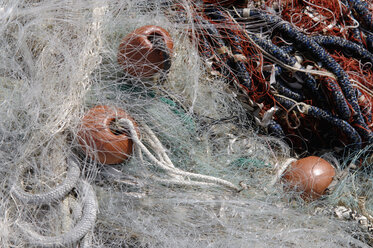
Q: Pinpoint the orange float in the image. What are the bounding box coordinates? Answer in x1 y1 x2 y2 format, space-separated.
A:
282 156 336 199
117 25 173 78
77 105 138 165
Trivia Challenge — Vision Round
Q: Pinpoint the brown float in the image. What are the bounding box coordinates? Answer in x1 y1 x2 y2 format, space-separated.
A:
282 156 336 199
77 105 138 165
118 25 173 78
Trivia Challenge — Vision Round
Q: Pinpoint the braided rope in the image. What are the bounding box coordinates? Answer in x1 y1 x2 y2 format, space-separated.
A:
190 4 373 154
17 179 98 247
244 9 372 141
12 156 81 204
12 156 97 247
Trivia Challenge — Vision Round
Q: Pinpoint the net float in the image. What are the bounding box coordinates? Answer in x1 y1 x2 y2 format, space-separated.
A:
282 156 336 199
77 105 138 165
117 25 173 78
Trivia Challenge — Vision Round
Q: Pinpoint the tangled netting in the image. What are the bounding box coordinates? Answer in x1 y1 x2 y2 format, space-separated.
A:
0 0 373 247
188 0 373 156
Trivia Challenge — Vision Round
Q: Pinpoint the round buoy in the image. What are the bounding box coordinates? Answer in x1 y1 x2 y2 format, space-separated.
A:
77 105 138 165
282 156 335 199
117 25 173 78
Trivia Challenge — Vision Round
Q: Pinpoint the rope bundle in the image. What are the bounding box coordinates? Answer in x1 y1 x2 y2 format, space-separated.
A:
182 0 373 157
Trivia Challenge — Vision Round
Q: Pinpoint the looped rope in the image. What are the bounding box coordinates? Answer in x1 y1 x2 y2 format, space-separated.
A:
16 180 98 247
12 156 98 247
117 118 245 192
12 156 80 205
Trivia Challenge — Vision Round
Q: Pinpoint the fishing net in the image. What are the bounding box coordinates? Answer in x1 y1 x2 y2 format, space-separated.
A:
0 0 373 247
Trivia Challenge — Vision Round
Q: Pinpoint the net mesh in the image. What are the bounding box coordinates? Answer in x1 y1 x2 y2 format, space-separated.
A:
0 0 372 247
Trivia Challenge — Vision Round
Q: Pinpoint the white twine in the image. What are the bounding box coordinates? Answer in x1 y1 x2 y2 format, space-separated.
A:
118 118 242 191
